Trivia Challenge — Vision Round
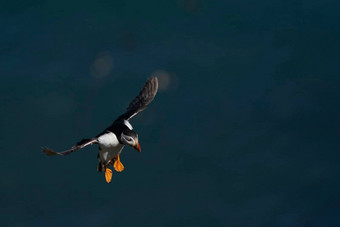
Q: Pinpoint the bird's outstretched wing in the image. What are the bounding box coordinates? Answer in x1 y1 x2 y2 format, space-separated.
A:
115 77 158 121
42 138 98 156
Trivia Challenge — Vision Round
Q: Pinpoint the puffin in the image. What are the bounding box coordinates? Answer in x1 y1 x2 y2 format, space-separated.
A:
42 77 158 183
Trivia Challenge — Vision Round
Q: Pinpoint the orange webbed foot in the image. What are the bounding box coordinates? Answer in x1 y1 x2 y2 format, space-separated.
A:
105 168 113 183
113 155 125 172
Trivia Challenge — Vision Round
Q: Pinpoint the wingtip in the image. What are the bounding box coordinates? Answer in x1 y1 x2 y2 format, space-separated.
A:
153 76 158 89
149 76 158 94
42 147 58 156
148 76 158 83
151 76 158 84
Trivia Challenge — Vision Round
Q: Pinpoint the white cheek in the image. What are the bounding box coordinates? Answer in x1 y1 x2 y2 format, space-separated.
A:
125 139 133 145
122 135 133 145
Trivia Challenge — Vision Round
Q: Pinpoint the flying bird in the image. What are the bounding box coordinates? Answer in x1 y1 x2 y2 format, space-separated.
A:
42 77 158 183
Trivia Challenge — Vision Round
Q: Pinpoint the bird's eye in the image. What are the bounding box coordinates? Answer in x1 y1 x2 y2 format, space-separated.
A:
127 138 132 142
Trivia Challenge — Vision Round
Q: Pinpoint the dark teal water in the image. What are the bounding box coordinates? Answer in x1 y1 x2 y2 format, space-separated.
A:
1 1 339 226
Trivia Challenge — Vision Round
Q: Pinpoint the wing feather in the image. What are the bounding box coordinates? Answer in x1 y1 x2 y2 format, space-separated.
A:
42 138 98 156
116 77 158 121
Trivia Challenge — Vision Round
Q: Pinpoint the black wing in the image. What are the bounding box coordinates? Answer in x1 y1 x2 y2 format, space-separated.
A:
42 138 98 156
115 77 158 121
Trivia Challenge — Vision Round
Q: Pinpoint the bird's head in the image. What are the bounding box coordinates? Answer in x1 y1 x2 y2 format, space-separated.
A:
120 129 141 152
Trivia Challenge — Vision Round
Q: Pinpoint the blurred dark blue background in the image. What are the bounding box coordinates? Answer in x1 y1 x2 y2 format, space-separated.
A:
1 0 339 226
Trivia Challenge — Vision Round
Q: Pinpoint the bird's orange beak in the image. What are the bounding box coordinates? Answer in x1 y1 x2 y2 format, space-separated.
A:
134 140 141 152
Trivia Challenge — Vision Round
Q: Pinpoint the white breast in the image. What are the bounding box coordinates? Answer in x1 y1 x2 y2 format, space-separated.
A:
98 132 119 147
97 132 124 164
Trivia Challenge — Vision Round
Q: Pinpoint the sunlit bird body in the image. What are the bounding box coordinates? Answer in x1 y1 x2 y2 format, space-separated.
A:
42 77 158 183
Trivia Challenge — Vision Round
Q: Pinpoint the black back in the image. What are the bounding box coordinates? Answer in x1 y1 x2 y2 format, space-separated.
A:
96 121 136 144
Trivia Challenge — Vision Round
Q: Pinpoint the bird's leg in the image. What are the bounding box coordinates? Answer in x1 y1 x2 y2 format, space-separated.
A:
105 157 116 168
113 154 124 172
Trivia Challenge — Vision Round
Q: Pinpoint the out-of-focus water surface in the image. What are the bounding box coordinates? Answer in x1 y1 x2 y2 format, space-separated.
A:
1 1 339 226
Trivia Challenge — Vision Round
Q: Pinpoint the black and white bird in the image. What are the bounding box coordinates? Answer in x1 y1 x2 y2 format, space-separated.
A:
42 77 158 183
